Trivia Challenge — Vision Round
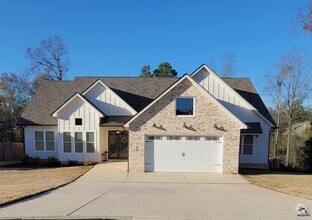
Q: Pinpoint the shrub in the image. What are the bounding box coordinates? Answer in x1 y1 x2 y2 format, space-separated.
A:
83 158 94 166
44 157 61 167
67 160 79 166
22 154 30 164
31 156 43 165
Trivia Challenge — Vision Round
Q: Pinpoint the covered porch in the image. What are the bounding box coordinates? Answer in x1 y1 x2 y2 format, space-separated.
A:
99 116 131 161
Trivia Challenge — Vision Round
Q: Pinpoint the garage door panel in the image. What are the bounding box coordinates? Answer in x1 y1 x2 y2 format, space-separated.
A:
154 139 183 172
145 136 223 173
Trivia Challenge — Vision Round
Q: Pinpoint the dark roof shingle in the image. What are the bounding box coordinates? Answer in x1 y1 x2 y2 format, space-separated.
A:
17 76 275 127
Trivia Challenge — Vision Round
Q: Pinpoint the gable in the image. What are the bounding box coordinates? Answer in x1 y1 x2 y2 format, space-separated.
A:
192 66 254 110
125 75 246 129
52 93 104 118
83 80 137 116
54 94 103 128
191 65 275 126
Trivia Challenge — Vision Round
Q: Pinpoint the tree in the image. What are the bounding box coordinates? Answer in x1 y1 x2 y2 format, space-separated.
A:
221 53 236 77
153 62 178 77
303 136 312 172
0 72 30 160
265 50 312 167
30 73 54 95
139 65 152 77
25 36 70 81
292 0 312 37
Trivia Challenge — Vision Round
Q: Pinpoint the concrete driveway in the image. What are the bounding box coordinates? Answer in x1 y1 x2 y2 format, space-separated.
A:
0 162 311 220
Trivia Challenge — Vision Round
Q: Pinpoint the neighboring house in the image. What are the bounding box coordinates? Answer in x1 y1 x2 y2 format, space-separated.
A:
291 121 311 135
17 64 276 174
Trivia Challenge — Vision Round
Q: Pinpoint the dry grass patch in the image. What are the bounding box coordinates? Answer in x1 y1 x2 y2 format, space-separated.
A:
241 170 312 200
0 166 91 205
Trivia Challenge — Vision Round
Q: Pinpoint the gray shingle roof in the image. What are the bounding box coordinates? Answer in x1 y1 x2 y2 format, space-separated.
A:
17 76 275 126
17 77 178 125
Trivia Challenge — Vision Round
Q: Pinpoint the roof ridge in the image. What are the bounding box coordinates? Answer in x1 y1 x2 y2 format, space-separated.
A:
74 76 180 80
221 77 251 79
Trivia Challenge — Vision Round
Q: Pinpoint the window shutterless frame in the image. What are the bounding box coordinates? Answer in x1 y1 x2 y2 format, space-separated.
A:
175 97 195 117
240 135 254 156
75 132 84 153
63 132 72 153
86 132 95 153
34 130 55 152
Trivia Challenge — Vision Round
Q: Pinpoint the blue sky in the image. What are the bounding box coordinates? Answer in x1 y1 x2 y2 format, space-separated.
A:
0 0 311 107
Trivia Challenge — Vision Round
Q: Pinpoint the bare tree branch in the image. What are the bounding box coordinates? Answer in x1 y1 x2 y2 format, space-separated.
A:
25 36 70 81
265 49 312 166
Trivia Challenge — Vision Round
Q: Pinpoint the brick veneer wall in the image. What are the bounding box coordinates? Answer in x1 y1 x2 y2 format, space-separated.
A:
128 79 242 174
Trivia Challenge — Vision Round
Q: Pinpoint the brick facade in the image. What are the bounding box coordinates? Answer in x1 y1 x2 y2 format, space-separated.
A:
128 78 242 174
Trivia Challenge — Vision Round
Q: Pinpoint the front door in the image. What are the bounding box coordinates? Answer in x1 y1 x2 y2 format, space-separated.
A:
108 131 128 159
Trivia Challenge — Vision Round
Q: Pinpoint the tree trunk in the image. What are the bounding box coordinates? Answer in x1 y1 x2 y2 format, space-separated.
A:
286 122 292 167
274 110 280 159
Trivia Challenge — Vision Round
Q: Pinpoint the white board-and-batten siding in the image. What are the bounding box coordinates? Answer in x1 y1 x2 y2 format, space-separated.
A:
57 95 101 162
192 68 271 164
84 82 135 116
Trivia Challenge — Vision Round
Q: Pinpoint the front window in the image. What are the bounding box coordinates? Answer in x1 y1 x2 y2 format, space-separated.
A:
45 131 55 151
176 98 194 116
240 135 253 155
63 132 72 153
35 131 44 151
34 131 54 151
86 132 95 153
75 132 83 153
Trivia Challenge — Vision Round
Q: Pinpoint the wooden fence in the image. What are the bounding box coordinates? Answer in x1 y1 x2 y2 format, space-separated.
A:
0 142 24 161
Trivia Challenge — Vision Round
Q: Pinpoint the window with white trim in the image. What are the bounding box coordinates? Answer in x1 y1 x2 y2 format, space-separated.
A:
34 131 54 151
240 135 253 155
176 98 194 116
63 132 72 153
86 132 95 153
35 131 44 151
45 131 55 151
75 132 83 153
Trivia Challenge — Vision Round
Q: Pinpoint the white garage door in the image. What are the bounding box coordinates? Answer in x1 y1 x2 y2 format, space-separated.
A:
145 136 223 173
